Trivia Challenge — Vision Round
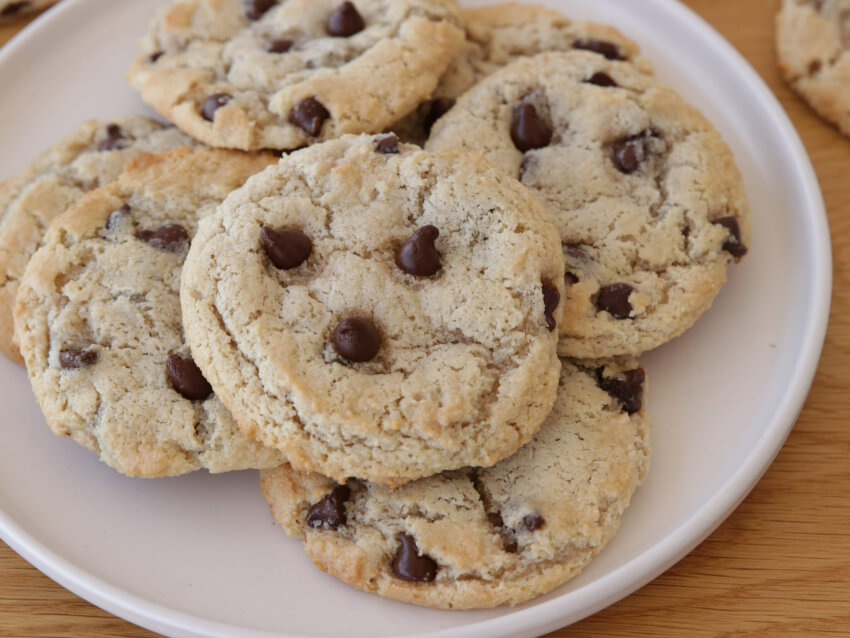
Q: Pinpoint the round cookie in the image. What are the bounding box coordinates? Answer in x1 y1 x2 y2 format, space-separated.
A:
0 0 54 21
427 51 752 358
0 117 195 364
14 147 284 478
127 0 466 151
777 0 850 137
260 357 651 610
393 2 653 145
180 134 565 486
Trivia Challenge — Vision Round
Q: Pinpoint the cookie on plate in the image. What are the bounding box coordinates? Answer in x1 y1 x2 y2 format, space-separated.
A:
261 357 650 609
127 0 466 150
0 117 194 364
393 2 653 145
777 0 850 137
0 0 55 21
180 134 564 486
427 51 751 358
14 146 284 477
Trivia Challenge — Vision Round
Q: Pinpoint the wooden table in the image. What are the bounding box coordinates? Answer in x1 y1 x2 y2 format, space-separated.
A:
1 1 848 636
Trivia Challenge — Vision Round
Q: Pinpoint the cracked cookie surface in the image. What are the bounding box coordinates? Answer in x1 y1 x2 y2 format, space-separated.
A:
427 51 752 358
127 0 466 150
180 134 564 486
260 357 651 609
14 147 284 477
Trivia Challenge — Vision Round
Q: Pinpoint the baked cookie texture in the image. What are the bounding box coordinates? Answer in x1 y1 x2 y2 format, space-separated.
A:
0 117 194 364
777 0 850 136
14 146 284 477
261 357 651 609
180 134 565 486
0 0 54 21
393 2 653 145
127 0 466 150
427 51 752 358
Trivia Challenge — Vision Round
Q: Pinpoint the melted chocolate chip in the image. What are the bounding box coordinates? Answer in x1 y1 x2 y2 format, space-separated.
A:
573 38 624 60
396 226 441 276
375 134 399 154
261 227 312 270
1 2 29 17
326 1 365 37
245 0 275 20
511 104 552 152
306 484 350 529
266 38 294 53
585 72 617 87
106 204 132 230
597 367 645 414
712 216 748 259
136 223 188 252
201 93 232 122
612 131 656 174
541 281 560 331
596 283 634 319
148 50 164 63
166 354 212 401
288 96 330 137
422 98 454 134
523 513 545 532
98 124 127 151
391 533 438 582
332 317 381 362
59 348 98 370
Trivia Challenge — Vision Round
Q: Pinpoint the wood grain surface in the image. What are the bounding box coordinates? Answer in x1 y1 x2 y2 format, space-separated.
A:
1 1 849 636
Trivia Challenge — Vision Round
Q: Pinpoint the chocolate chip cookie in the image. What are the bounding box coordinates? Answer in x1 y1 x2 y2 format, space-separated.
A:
427 51 752 358
180 134 565 486
127 0 466 150
260 357 650 609
14 147 284 477
0 117 194 364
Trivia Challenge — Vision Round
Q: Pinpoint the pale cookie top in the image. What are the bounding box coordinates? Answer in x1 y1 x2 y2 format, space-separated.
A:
181 134 565 486
777 0 850 136
127 0 466 150
0 117 194 365
393 2 653 145
260 357 651 610
0 0 55 21
427 52 752 358
14 147 284 478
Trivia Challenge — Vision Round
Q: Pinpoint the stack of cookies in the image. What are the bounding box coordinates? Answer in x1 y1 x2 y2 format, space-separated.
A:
2 0 751 611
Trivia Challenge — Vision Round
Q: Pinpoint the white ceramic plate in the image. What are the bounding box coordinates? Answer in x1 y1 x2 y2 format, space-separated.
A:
0 1 831 636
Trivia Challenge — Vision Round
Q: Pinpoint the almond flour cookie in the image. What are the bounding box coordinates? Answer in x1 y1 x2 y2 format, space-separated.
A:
127 0 466 150
0 117 194 364
260 357 651 609
14 147 284 477
777 0 850 136
393 2 653 145
0 0 55 21
427 52 752 358
181 134 564 486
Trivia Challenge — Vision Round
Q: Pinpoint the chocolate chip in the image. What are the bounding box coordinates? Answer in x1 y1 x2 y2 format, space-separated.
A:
261 227 312 270
422 98 454 134
487 512 518 553
245 0 275 20
148 50 164 63
59 348 98 370
1 2 29 17
332 317 381 362
596 283 633 319
511 104 552 152
573 38 624 60
98 124 127 151
201 93 232 122
375 134 399 154
288 96 330 137
306 484 350 529
267 38 293 53
326 2 365 37
597 367 645 414
106 204 131 230
565 272 579 285
712 216 748 259
541 281 560 331
523 513 545 532
166 354 212 401
612 131 656 174
391 533 438 582
396 226 440 276
584 72 617 87
136 223 188 252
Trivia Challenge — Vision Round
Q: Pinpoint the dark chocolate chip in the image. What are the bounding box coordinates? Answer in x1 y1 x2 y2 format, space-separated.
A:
596 283 634 319
396 226 441 276
541 281 560 331
597 367 645 414
573 38 624 60
288 96 330 137
422 98 455 134
565 272 579 285
261 227 312 270
612 131 656 174
306 484 350 529
375 134 399 154
148 50 164 63
98 124 127 151
712 216 748 259
267 38 293 53
391 533 438 582
136 223 189 252
584 72 617 87
511 104 552 152
59 348 98 370
523 513 545 532
166 354 212 401
201 93 232 122
245 0 275 20
332 317 381 362
1 2 29 17
106 204 132 230
326 1 365 37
